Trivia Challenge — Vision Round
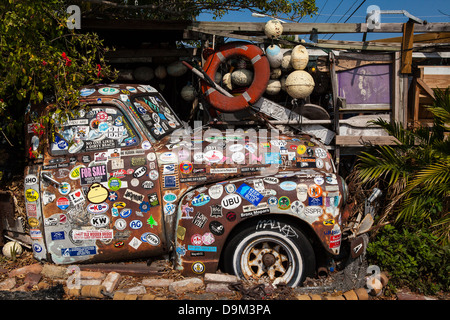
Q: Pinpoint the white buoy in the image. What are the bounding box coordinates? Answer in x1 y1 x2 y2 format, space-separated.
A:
266 44 283 68
291 45 309 70
155 65 167 79
231 69 253 86
133 66 154 82
281 50 293 72
2 241 23 259
181 84 197 101
167 61 188 77
265 79 282 95
222 73 233 90
264 19 283 39
270 68 282 79
285 70 315 99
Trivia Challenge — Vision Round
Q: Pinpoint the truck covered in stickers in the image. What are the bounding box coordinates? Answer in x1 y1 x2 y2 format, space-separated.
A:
23 83 355 287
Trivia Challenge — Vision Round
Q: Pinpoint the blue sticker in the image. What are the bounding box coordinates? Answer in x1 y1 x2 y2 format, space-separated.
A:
120 208 132 218
129 220 143 229
188 245 217 252
61 246 97 257
236 183 264 206
264 152 281 164
192 193 211 206
51 231 65 241
308 197 323 206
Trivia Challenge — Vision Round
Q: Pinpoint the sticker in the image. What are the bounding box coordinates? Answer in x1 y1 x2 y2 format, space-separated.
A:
315 148 327 159
179 161 193 174
25 174 38 186
114 218 127 230
202 232 215 245
209 221 224 236
203 150 223 163
56 197 70 210
129 220 143 230
72 230 113 240
133 166 147 178
108 178 122 191
98 87 120 95
208 185 224 199
291 200 305 215
87 183 109 204
210 168 238 174
145 233 160 246
279 181 297 191
192 193 211 207
192 262 205 274
191 234 203 246
87 202 109 214
61 246 97 257
304 206 323 216
80 165 107 185
236 183 263 206
192 212 208 228
68 189 85 206
264 152 281 164
90 214 110 228
123 189 144 204
308 197 323 206
210 204 223 218
163 193 177 203
308 184 323 198
25 189 39 202
278 196 291 210
163 175 178 189
58 182 71 195
297 145 307 155
263 177 279 184
69 166 84 180
221 193 242 209
129 237 142 250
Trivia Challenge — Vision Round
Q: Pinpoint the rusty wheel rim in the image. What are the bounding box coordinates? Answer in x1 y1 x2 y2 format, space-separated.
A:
239 235 299 284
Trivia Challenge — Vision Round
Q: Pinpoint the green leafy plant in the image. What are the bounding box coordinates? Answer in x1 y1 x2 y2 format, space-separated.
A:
356 88 450 245
0 0 117 154
367 224 450 295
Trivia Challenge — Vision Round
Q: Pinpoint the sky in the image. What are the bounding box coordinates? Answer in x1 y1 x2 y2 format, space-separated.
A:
198 0 450 42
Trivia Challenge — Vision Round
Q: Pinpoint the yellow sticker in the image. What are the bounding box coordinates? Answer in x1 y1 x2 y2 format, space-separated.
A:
25 189 39 202
297 145 307 155
28 217 40 228
323 219 335 226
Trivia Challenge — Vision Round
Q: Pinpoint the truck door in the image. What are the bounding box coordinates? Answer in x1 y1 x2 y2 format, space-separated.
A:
39 102 165 264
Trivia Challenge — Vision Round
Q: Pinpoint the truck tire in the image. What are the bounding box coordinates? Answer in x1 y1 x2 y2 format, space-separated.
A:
223 219 316 287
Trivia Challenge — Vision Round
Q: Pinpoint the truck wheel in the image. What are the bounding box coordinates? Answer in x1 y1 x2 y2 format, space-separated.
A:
223 219 315 287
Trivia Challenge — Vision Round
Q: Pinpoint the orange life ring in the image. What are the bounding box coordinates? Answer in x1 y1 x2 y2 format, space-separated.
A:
201 42 270 113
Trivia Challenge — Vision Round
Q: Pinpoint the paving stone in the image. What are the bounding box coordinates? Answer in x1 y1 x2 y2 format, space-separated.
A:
142 278 174 288
8 263 43 278
205 282 233 293
102 272 121 293
124 285 147 295
79 271 106 280
24 272 42 286
0 278 16 290
169 277 203 293
41 264 68 279
204 273 239 283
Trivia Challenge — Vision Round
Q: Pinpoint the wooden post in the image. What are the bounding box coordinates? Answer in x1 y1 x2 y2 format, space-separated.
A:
400 21 415 74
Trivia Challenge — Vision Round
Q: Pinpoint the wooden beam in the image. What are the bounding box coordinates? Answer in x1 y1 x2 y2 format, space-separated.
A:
371 32 450 43
400 22 415 74
335 135 399 146
189 22 450 35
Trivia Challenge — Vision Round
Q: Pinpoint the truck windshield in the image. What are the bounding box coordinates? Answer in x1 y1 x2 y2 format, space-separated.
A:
130 93 182 140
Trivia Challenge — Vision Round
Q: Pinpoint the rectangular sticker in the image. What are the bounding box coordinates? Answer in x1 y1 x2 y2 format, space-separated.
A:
236 183 264 206
80 165 107 185
61 246 97 257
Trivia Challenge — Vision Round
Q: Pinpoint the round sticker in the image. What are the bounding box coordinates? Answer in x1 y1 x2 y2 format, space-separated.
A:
192 262 205 274
179 161 193 174
98 87 119 95
25 189 39 202
108 178 122 191
297 145 307 155
308 184 323 198
58 182 71 195
278 196 291 210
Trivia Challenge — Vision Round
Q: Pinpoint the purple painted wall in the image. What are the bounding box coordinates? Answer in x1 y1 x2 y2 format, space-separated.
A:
338 64 391 105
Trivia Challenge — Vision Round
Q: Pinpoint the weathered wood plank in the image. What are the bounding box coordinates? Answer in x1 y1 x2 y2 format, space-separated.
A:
335 135 399 146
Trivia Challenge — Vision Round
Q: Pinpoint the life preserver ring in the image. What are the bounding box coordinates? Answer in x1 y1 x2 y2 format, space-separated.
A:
201 42 270 113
